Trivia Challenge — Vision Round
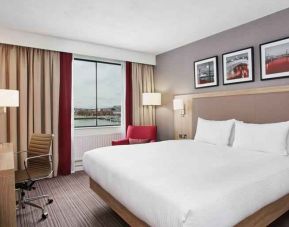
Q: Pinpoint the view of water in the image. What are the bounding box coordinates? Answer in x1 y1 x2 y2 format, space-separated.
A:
74 118 120 127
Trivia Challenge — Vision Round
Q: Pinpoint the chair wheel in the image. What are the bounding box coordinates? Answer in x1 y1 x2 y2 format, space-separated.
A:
42 212 48 219
47 199 53 204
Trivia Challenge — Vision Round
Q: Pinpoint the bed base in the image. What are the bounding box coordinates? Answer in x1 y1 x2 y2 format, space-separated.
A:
90 178 148 227
90 177 289 227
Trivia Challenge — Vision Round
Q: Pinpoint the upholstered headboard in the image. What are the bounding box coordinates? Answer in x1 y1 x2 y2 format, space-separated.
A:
173 86 289 139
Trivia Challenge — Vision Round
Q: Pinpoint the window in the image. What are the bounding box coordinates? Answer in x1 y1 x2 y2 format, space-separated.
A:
73 58 123 128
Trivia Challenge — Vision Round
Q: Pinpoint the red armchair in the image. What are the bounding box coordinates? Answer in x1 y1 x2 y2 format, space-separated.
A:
112 125 157 146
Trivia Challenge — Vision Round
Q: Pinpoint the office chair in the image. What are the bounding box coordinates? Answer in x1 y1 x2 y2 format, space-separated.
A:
15 133 54 219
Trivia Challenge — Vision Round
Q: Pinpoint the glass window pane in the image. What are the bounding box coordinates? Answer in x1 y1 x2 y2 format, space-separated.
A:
73 60 97 127
97 63 122 126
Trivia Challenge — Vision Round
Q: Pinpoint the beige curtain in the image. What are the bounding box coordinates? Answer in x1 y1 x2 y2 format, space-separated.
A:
0 44 60 176
132 63 155 125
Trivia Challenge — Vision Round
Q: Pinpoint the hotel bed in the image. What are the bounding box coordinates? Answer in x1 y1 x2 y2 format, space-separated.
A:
83 140 289 227
83 86 289 227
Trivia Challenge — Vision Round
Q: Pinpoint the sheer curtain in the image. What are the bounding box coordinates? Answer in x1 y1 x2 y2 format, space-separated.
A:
0 44 60 176
132 63 155 125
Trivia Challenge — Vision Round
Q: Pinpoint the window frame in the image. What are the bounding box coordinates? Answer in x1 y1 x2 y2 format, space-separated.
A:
73 57 124 129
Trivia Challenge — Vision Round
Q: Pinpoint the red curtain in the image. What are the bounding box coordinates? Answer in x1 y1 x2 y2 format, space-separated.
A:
58 52 72 175
125 62 132 131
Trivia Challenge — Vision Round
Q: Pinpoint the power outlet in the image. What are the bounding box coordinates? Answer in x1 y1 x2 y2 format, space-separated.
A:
178 134 187 139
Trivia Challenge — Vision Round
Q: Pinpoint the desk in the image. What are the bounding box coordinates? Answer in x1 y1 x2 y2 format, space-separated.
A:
0 143 16 227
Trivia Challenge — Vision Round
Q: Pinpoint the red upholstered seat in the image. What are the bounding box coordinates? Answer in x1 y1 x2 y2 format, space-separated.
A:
112 125 157 146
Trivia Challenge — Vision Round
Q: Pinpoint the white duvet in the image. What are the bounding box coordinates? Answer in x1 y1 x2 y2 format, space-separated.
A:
83 140 289 227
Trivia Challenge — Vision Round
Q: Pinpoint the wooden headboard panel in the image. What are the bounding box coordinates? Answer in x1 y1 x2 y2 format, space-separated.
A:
173 85 289 139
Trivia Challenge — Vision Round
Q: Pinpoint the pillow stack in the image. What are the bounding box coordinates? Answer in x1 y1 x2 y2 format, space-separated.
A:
194 117 289 156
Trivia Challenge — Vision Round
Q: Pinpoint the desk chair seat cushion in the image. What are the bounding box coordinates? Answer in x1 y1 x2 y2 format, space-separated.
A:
15 167 51 184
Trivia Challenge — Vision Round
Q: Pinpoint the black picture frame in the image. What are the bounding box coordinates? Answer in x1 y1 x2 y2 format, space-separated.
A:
222 47 254 85
260 37 289 81
194 56 218 89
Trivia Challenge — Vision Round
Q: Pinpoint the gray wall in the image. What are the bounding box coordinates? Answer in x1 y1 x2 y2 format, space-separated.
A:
155 8 289 140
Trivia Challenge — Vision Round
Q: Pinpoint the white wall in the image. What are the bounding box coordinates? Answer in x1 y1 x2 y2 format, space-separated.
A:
0 26 156 65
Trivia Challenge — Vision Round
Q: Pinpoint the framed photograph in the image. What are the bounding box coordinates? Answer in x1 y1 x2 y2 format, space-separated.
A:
194 56 218 89
260 37 289 80
222 47 254 85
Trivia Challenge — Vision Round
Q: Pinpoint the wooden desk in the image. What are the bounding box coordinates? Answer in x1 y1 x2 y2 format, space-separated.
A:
0 143 16 227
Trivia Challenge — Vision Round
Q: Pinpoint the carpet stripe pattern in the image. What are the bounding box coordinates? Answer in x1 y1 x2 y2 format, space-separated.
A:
16 171 289 227
17 171 128 227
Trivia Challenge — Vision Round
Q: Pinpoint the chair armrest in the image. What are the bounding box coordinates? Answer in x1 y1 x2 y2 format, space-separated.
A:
14 150 28 154
15 150 39 155
15 150 44 157
112 139 129 146
25 153 52 162
24 154 52 167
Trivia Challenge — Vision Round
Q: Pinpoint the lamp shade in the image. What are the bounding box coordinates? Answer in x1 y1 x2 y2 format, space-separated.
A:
142 93 161 106
173 99 184 110
0 89 19 107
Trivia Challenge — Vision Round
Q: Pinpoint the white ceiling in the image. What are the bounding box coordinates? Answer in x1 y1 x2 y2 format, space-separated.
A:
0 0 288 55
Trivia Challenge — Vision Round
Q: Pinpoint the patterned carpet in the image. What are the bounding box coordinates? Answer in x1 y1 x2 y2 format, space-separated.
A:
16 171 128 227
16 171 289 227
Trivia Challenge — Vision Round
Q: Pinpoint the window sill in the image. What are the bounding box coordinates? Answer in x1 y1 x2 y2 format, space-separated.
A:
74 125 121 130
73 125 124 137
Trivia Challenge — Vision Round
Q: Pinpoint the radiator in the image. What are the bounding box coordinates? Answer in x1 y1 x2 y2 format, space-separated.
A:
73 133 122 171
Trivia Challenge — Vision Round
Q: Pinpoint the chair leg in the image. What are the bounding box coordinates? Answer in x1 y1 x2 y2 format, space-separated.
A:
18 189 26 209
23 201 49 219
15 188 20 210
24 201 45 212
17 189 53 219
25 194 49 202
25 194 53 205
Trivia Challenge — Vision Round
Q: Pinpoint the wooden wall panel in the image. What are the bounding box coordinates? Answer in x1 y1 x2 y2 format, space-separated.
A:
0 143 16 227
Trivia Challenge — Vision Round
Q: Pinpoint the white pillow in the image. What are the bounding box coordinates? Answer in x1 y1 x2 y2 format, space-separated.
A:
194 118 235 146
233 121 289 155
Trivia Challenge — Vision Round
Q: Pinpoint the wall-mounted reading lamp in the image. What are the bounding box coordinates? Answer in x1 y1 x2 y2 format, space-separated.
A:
173 98 185 117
